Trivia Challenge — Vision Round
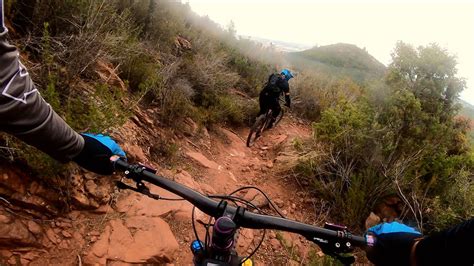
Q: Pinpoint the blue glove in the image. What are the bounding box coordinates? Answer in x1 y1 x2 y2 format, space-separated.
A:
73 133 126 175
366 222 422 266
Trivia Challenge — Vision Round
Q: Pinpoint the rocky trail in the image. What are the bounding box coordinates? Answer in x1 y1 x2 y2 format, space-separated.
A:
0 107 337 265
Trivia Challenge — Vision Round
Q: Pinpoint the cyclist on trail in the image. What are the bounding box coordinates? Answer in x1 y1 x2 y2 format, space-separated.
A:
0 1 125 175
258 69 293 129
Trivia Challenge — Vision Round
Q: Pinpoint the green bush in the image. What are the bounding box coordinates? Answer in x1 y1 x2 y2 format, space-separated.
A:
289 42 472 231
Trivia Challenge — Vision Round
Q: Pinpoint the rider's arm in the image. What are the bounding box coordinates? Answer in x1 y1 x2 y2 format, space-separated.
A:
278 79 291 107
0 4 84 161
414 218 474 265
367 218 474 266
0 4 124 175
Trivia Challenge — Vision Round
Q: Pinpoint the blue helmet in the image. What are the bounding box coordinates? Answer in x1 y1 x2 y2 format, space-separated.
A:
281 69 294 81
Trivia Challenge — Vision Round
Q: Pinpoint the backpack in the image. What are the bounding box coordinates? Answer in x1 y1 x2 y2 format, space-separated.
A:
263 73 282 96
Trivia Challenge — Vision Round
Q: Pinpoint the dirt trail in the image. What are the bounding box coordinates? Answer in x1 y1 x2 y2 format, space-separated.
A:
0 110 326 265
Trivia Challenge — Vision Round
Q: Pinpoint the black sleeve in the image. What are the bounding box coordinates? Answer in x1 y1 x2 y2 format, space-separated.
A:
415 218 474 266
278 79 290 94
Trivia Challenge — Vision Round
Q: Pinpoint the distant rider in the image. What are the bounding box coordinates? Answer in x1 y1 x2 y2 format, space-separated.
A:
258 69 293 128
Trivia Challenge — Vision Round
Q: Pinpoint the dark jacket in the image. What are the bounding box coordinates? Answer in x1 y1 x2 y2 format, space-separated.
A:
260 73 289 99
0 0 83 161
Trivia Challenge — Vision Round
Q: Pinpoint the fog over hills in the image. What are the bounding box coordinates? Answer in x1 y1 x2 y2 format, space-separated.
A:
240 35 312 52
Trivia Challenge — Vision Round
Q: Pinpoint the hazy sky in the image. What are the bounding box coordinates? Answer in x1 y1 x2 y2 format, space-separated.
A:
185 0 474 104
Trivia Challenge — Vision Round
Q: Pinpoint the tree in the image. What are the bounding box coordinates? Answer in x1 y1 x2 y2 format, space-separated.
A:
386 42 466 121
226 20 237 39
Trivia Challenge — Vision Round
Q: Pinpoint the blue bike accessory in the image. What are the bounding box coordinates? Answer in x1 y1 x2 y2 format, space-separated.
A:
191 239 204 254
73 133 126 175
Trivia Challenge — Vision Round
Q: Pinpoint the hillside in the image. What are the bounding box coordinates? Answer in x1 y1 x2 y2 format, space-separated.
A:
287 43 386 83
460 99 474 120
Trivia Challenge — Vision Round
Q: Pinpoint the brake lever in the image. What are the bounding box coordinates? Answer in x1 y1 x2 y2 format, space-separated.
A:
116 180 161 200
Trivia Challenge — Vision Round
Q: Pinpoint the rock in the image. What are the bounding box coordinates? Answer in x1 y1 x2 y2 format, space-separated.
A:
90 226 111 258
0 214 11 224
186 152 219 169
282 210 288 216
68 211 81 221
92 205 111 214
27 221 42 235
115 217 179 263
265 162 274 169
46 229 60 244
95 60 127 92
88 218 179 264
288 259 300 266
183 118 199 136
241 167 251 173
21 252 39 261
90 231 101 237
126 144 147 163
73 231 85 247
237 229 254 251
365 212 381 230
85 180 98 195
58 239 69 249
71 191 92 209
71 174 83 187
268 231 277 239
303 198 314 204
55 221 72 229
243 190 269 208
0 221 36 247
87 182 111 204
273 199 284 208
174 35 192 54
61 231 72 238
291 203 296 209
227 172 237 182
200 184 217 195
84 173 97 180
174 170 200 191
270 239 281 250
8 256 16 265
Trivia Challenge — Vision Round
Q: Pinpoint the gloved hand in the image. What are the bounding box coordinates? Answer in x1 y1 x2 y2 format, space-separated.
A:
73 133 126 175
365 221 422 266
285 95 291 108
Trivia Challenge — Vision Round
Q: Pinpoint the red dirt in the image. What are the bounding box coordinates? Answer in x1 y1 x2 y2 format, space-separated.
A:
0 109 343 265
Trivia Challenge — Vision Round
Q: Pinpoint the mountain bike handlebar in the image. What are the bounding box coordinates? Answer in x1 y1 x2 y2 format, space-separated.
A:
111 157 367 258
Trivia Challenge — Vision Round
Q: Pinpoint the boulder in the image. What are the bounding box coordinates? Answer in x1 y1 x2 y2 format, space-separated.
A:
186 152 219 169
88 218 179 264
